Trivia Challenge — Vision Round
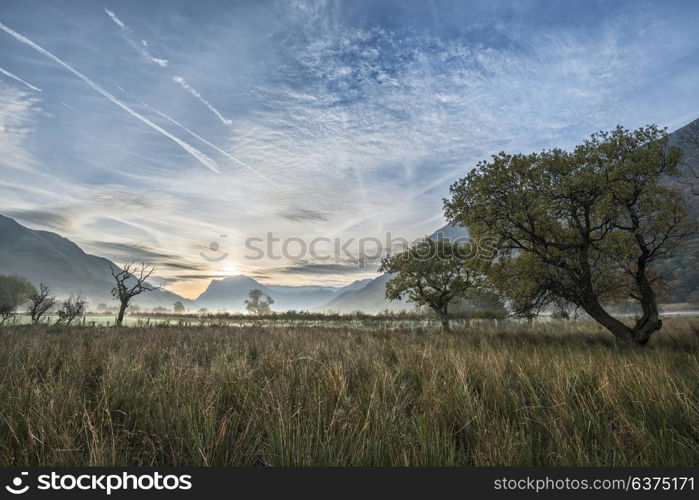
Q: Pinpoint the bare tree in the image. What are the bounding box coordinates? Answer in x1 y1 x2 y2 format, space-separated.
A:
27 283 56 324
55 294 87 325
110 262 159 326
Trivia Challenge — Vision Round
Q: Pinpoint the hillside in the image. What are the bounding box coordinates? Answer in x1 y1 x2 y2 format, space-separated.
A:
0 214 194 309
655 118 699 303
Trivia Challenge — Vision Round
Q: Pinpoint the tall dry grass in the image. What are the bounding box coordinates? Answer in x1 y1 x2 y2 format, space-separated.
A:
0 318 697 466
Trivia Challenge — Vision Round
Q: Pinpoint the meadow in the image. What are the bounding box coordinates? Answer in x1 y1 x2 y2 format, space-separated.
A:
0 318 697 466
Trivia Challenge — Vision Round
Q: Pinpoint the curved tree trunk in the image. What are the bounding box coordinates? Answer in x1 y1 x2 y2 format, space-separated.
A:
630 269 663 346
582 294 662 347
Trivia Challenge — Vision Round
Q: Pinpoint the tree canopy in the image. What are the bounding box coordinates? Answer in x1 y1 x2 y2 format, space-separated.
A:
245 289 274 315
379 239 488 331
0 275 36 324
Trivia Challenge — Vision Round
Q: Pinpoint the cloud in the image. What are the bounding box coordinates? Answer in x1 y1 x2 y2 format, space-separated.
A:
172 273 231 280
279 208 328 222
266 260 378 275
5 209 69 230
0 66 41 92
138 99 274 183
224 14 654 241
104 8 168 67
0 84 41 172
172 76 232 127
159 261 206 271
0 21 220 173
89 240 180 260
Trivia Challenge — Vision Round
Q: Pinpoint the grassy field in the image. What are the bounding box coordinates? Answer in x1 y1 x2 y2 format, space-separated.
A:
0 318 697 466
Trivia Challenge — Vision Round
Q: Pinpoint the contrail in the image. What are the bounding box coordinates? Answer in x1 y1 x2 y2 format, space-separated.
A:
104 9 231 129
138 99 275 184
0 66 41 92
104 8 168 67
173 76 232 127
104 8 125 28
0 21 220 173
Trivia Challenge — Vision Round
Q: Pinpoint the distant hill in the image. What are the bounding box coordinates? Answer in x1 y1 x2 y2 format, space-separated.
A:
658 118 699 303
0 214 194 309
195 275 372 311
320 223 469 313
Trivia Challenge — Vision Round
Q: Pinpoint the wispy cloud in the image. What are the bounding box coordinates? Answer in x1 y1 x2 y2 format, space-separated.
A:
279 208 328 222
0 84 41 172
0 20 220 173
104 7 168 67
0 66 41 92
138 99 274 183
172 76 232 127
5 209 68 230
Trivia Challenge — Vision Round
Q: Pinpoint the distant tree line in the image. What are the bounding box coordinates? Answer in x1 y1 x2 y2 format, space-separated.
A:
0 276 87 325
0 261 159 327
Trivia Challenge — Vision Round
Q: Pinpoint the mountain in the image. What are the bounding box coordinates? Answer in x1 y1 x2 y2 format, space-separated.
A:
195 276 274 311
0 214 194 309
195 276 373 311
320 224 469 313
657 118 699 303
322 273 413 313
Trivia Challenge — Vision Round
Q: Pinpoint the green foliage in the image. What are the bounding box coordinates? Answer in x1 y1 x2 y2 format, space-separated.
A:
379 239 488 330
244 288 274 315
173 301 185 313
445 125 695 344
0 275 36 324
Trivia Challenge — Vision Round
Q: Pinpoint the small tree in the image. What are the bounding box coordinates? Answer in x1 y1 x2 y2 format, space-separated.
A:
173 301 185 313
55 294 87 325
110 262 159 326
0 275 36 325
244 289 274 315
27 282 56 324
379 239 488 331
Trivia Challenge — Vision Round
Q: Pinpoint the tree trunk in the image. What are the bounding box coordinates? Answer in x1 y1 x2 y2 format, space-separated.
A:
582 294 662 347
433 306 450 332
116 301 128 326
582 298 634 344
440 314 450 332
629 270 663 346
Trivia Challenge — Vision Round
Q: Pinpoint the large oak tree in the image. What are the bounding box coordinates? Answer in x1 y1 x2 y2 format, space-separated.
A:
444 126 694 346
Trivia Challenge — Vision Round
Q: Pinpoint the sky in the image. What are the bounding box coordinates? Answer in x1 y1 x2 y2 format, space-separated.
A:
0 0 698 298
